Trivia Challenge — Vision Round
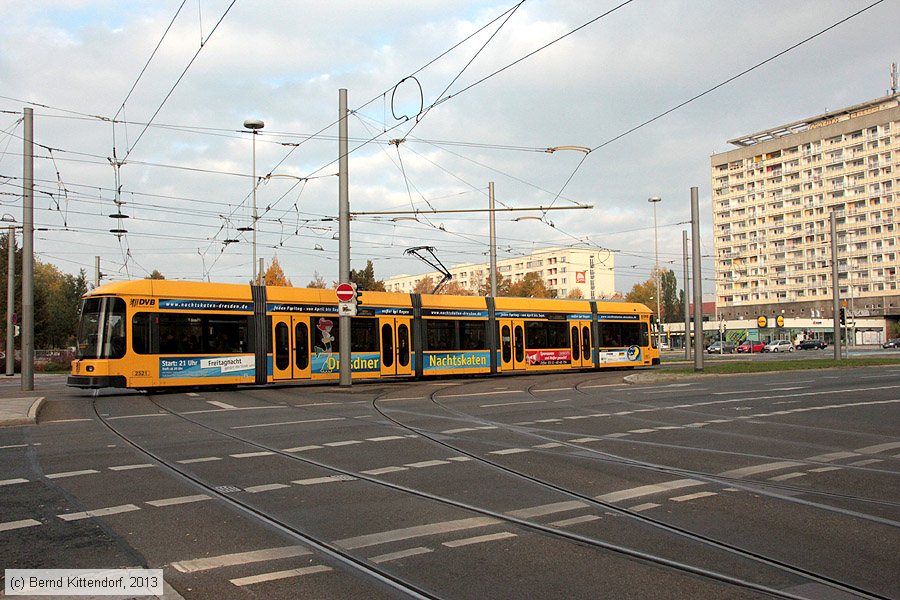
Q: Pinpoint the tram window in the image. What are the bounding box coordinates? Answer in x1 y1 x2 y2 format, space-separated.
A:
274 322 290 370
598 322 643 347
525 321 569 349
571 326 580 362
501 325 512 363
295 322 309 369
158 314 250 355
75 297 127 359
514 325 524 362
582 325 591 360
132 313 152 354
351 318 378 352
397 324 410 367
425 320 455 351
381 324 394 368
459 321 487 350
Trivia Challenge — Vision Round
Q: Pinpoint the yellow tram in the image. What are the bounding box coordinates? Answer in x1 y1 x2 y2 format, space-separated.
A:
68 280 658 389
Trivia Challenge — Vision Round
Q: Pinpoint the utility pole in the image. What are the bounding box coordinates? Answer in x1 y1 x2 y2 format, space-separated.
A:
6 224 15 376
683 230 690 360
691 187 703 371
338 89 351 387
22 107 33 391
831 210 841 360
95 256 101 288
489 182 497 297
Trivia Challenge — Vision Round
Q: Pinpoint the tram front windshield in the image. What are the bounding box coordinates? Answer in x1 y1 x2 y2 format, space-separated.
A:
75 297 126 359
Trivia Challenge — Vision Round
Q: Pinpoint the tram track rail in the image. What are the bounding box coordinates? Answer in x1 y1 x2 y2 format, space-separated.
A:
89 385 891 600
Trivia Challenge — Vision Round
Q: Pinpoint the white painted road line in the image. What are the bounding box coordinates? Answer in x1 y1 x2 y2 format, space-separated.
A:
0 518 42 532
446 456 472 462
507 501 587 519
105 413 169 420
443 532 517 548
489 448 530 455
231 417 345 430
46 469 100 479
0 444 29 450
324 440 363 447
370 547 433 563
628 503 661 512
109 464 154 471
550 514 602 527
230 451 275 459
172 546 312 573
0 478 29 486
360 466 408 475
856 441 900 454
443 390 524 399
335 517 502 550
807 451 860 462
533 442 564 449
847 459 883 467
177 456 222 464
231 565 332 586
292 475 356 486
809 466 842 473
405 459 450 468
146 494 211 507
479 399 545 408
532 387 572 393
670 491 718 502
58 504 141 521
243 483 291 494
596 479 704 503
182 406 289 415
569 437 602 443
769 472 806 482
718 461 804 478
206 400 237 409
365 435 407 442
282 445 322 453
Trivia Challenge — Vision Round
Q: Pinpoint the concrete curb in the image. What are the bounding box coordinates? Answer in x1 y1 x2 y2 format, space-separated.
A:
27 396 46 422
0 396 45 427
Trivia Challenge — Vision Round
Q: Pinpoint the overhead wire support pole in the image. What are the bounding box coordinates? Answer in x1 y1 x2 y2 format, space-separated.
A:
489 182 497 297
338 89 351 387
691 187 703 372
22 107 34 391
831 210 841 361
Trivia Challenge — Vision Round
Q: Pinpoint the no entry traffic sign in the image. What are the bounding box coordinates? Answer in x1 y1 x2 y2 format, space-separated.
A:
336 283 356 302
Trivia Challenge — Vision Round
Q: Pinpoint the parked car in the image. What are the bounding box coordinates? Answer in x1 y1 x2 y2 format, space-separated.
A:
796 339 827 350
737 340 765 353
883 338 900 349
706 340 736 354
764 340 794 352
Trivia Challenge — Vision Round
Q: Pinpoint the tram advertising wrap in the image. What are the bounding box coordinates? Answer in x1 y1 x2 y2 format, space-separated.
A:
67 280 657 390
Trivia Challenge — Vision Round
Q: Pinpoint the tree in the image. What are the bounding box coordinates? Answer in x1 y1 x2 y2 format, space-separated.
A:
350 260 385 291
264 256 292 287
508 272 551 298
441 281 472 296
625 277 656 315
413 276 435 294
660 269 680 323
146 270 165 280
567 288 584 299
307 271 327 289
33 263 87 348
477 271 512 296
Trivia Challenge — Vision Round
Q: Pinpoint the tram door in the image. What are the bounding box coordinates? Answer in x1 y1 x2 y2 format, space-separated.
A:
271 315 311 380
570 321 593 368
499 319 526 371
379 317 412 377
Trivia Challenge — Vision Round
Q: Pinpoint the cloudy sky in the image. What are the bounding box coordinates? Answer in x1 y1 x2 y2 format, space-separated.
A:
0 0 895 297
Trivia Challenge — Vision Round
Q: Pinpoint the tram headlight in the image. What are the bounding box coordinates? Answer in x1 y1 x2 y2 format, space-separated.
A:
86 365 94 373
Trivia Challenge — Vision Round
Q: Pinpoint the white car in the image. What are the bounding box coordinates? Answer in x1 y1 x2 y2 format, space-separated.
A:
764 340 794 352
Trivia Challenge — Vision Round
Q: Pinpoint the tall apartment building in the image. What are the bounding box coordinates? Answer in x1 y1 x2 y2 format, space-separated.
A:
383 247 616 299
710 93 899 332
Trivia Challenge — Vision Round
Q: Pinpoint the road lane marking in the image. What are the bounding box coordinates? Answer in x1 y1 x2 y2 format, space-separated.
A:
489 448 530 455
366 435 407 442
370 547 433 563
172 546 312 573
596 479 704 503
42 418 92 423
848 459 883 467
360 466 408 475
335 517 502 550
177 456 221 464
0 519 42 532
282 445 322 452
108 464 154 471
182 406 289 415
230 565 332 586
806 451 860 462
532 387 572 393
533 442 564 449
243 483 291 493
105 413 169 420
856 441 900 454
230 451 275 458
58 504 141 521
443 532 517 548
628 503 660 512
0 444 29 450
809 467 841 473
0 478 29 486
323 440 363 447
479 400 545 408
569 437 602 443
404 459 450 468
206 400 237 409
292 475 356 485
46 469 100 479
506 501 587 519
769 472 806 481
231 417 345 429
718 461 803 478
550 515 602 527
146 494 211 507
628 429 656 434
446 456 472 462
443 390 524 399
670 491 718 502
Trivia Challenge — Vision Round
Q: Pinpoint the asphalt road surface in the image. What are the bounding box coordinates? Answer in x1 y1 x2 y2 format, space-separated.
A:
1 367 898 599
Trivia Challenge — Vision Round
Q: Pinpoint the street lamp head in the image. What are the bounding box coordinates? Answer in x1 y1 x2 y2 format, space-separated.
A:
243 118 265 131
648 196 661 203
1 214 15 223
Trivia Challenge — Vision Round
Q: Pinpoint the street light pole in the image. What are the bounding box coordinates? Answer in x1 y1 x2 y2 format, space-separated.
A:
4 219 15 376
243 119 264 284
648 196 662 348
